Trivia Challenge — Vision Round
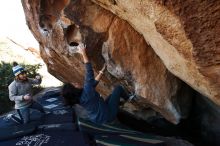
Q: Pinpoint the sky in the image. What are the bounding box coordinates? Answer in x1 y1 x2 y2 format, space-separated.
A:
0 0 38 48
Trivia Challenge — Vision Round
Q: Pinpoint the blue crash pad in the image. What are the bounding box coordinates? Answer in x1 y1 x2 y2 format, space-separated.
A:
0 123 37 141
77 117 139 135
38 123 76 131
42 108 74 125
0 110 44 141
0 114 19 127
0 89 166 146
0 90 78 144
39 97 64 110
77 118 166 146
0 110 43 128
0 130 89 146
95 134 165 146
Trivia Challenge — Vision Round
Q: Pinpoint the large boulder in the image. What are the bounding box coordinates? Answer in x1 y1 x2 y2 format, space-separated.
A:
21 0 219 125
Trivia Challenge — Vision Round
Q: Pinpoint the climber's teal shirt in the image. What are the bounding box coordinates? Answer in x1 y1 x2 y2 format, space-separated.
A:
79 63 110 124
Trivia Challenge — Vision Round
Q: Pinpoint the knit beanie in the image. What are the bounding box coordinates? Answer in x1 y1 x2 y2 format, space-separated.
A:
12 64 25 76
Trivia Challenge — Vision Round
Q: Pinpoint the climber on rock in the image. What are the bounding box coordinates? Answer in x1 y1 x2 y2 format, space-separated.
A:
8 62 45 124
62 43 136 124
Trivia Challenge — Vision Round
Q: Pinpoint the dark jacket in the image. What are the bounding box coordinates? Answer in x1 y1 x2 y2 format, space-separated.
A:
80 63 109 124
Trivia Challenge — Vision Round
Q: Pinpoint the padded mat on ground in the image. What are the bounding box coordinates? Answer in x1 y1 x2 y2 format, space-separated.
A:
38 123 76 131
0 90 64 129
77 117 139 135
0 110 43 128
0 121 43 141
0 114 19 127
42 108 74 125
37 91 75 125
39 97 66 111
0 111 44 141
0 130 89 146
37 90 69 112
0 90 79 144
78 118 165 146
95 134 165 146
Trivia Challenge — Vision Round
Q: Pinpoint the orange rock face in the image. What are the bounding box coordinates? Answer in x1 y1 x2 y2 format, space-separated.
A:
21 0 219 124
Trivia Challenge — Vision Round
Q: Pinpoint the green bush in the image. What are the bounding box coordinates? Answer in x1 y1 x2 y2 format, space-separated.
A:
0 61 42 115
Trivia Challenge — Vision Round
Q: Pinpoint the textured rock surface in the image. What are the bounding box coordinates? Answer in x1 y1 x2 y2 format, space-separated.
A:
21 0 219 125
91 0 220 104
